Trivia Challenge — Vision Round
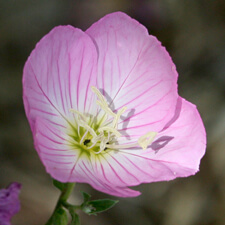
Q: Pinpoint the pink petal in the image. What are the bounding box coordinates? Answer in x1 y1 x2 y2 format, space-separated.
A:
101 98 206 194
86 12 178 136
149 97 206 174
23 26 98 132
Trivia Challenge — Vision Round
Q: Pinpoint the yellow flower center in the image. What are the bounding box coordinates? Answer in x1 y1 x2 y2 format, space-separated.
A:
68 86 157 154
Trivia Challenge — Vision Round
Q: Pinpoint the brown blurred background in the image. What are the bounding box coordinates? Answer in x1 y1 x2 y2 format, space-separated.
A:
0 0 225 224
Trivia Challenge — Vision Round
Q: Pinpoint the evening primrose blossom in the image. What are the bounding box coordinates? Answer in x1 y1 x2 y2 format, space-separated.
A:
23 12 206 197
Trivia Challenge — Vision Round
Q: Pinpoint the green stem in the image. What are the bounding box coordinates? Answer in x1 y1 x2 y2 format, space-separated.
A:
59 183 75 203
45 183 75 225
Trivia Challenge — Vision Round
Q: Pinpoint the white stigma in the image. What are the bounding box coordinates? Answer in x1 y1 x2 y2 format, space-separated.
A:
70 86 157 154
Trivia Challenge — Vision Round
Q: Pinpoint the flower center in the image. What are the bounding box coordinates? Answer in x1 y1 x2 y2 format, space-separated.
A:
69 86 157 154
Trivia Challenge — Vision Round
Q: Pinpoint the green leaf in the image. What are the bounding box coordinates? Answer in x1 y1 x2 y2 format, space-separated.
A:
70 211 80 225
46 207 68 225
53 179 67 192
83 199 119 215
81 191 91 203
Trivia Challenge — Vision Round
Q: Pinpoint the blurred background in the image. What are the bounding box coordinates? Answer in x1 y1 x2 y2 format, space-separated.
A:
0 0 224 224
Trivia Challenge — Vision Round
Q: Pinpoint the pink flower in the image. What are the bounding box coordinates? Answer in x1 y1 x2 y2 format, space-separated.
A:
23 12 206 197
0 183 21 225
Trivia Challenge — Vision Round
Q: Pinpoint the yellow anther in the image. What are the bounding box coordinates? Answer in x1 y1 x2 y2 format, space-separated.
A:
138 132 157 150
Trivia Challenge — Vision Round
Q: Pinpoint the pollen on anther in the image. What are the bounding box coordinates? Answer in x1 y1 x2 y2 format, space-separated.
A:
83 139 91 146
104 142 110 151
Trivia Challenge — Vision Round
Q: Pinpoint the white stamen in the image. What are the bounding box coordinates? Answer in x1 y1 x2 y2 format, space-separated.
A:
70 109 97 138
94 136 109 154
112 107 127 129
70 109 87 122
91 87 116 117
98 126 121 137
80 130 88 145
105 132 157 150
78 119 97 138
77 124 80 137
87 141 97 149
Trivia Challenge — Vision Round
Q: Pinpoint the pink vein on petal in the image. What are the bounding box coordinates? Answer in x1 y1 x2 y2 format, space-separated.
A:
41 151 75 157
81 161 114 193
110 45 144 105
39 131 64 145
109 154 139 182
29 107 59 116
102 154 128 185
100 161 112 184
42 157 73 164
30 65 69 125
116 80 162 111
25 87 45 95
79 162 99 185
43 124 67 142
64 41 70 111
47 120 67 128
56 57 66 114
100 54 106 95
120 86 173 124
68 53 73 109
122 150 192 171
76 46 85 110
93 156 112 185
123 70 156 90
39 143 70 152
68 153 83 180
28 97 50 105
84 57 94 112
120 120 162 131
122 154 155 178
